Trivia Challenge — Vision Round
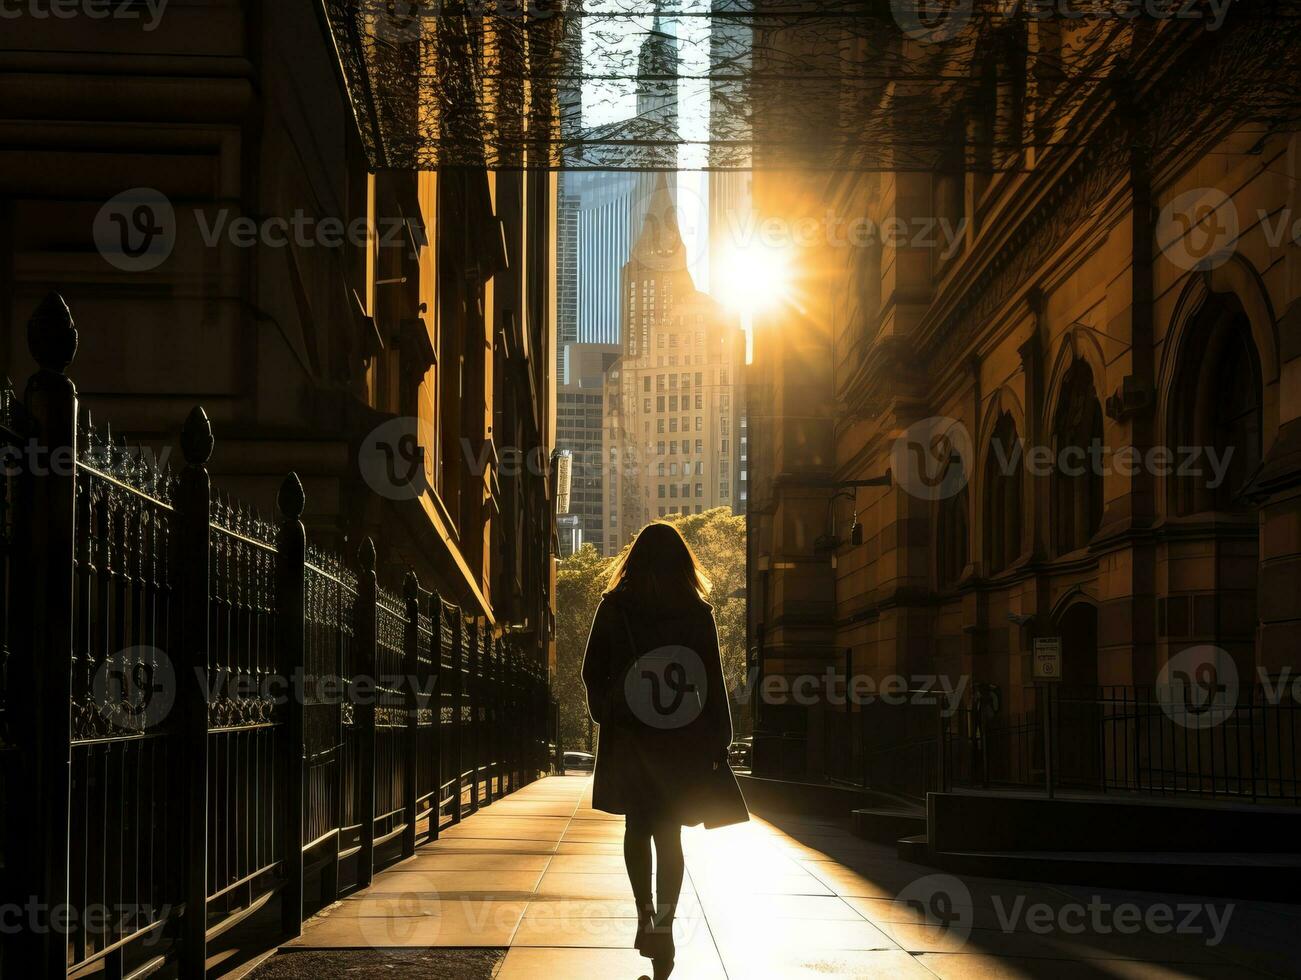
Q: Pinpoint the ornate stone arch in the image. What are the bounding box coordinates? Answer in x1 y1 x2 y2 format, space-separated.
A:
1043 325 1108 438
1050 585 1100 626
974 384 1027 467
1156 255 1278 515
1157 255 1279 433
973 386 1028 575
1043 327 1107 554
1050 586 1102 689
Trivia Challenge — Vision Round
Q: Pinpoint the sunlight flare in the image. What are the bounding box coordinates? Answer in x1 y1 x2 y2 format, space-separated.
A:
713 239 794 317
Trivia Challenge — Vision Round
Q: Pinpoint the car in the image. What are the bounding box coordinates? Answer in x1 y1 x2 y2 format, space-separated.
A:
563 750 595 773
727 738 752 771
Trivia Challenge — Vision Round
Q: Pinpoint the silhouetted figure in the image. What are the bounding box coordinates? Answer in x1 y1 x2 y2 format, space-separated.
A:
583 522 749 980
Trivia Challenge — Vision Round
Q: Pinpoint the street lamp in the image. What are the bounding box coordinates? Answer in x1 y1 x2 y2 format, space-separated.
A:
813 470 892 554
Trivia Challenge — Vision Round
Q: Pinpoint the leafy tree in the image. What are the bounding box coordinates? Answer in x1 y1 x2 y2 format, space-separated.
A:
554 544 612 753
554 509 748 758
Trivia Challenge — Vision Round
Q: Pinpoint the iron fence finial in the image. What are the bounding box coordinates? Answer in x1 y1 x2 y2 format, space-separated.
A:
27 292 77 373
182 406 214 466
278 472 305 519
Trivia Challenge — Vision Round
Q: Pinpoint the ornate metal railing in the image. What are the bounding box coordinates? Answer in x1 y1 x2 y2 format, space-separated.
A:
0 295 553 978
825 681 1301 807
66 423 179 967
944 684 1301 804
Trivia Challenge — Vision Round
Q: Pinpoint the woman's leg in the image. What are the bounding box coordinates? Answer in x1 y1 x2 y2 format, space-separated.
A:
623 814 654 921
650 821 684 932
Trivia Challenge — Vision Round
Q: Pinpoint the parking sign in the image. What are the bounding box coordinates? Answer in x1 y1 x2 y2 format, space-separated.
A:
1033 637 1062 683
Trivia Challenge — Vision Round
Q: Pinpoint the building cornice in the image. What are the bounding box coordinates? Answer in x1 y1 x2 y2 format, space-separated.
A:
905 19 1275 385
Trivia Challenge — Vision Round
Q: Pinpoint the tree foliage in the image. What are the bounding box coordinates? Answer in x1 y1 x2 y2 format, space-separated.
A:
554 508 747 755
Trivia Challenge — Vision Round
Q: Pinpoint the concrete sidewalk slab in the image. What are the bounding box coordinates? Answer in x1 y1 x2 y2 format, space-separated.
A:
285 775 1293 978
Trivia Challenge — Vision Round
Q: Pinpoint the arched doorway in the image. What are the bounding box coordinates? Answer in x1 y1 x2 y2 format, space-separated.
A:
1054 601 1100 789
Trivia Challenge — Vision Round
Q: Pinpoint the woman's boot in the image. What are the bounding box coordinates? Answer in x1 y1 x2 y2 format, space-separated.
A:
633 902 656 956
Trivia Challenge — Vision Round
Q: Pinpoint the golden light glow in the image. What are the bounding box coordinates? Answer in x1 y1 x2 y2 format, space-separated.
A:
713 239 794 317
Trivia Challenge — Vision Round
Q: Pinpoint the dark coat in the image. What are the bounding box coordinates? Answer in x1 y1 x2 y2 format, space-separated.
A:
582 588 748 828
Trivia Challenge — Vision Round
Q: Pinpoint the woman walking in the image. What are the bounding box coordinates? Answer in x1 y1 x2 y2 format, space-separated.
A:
582 522 749 980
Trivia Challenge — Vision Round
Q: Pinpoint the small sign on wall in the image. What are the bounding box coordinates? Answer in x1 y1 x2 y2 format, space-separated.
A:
1033 637 1063 682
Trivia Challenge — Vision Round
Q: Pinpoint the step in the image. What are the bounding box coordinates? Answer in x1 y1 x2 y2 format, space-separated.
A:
930 791 1301 855
851 807 926 845
916 848 1301 900
895 833 931 863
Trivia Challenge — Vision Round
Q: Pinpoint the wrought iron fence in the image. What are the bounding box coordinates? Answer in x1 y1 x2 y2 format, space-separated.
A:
823 680 1301 807
0 294 553 978
946 684 1301 804
821 695 946 802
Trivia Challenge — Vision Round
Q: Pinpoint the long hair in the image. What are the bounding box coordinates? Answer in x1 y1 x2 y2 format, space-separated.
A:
604 521 711 605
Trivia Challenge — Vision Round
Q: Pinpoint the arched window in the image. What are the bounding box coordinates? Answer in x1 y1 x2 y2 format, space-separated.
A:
1051 359 1103 554
983 412 1023 575
937 483 969 590
1170 296 1263 515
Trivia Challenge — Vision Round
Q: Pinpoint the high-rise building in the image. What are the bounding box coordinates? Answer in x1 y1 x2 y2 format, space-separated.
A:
708 0 754 285
604 174 744 551
631 2 681 235
557 178 581 378
556 343 621 556
555 0 584 378
557 2 684 360
573 169 638 351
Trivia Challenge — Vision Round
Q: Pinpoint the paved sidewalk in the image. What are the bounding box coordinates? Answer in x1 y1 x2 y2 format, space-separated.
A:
287 775 1300 978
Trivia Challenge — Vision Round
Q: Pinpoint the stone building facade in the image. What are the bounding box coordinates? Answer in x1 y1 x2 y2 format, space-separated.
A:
0 1 560 650
745 11 1301 781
